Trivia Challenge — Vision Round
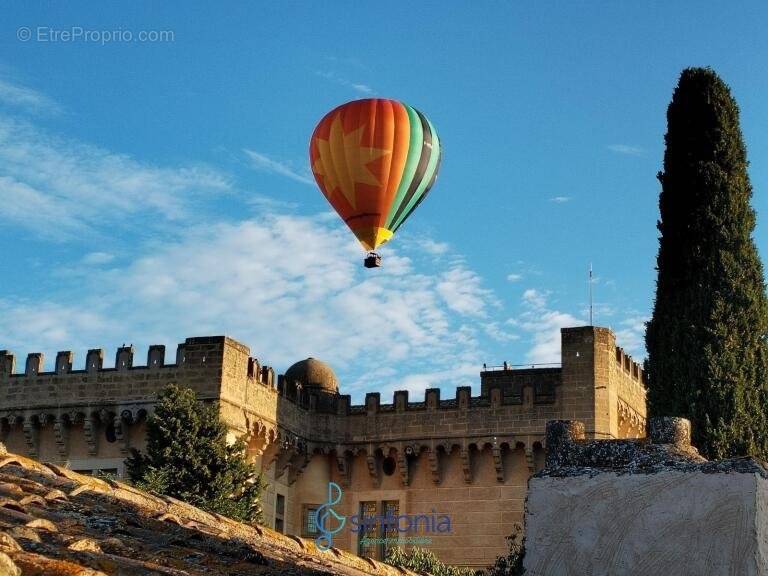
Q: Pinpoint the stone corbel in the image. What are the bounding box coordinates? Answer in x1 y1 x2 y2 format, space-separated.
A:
273 449 294 480
366 447 380 488
428 446 441 485
264 438 283 469
460 446 472 484
336 450 351 487
83 415 98 457
492 444 504 483
525 447 535 474
397 444 409 486
287 453 310 486
114 413 130 455
22 415 39 458
272 434 300 480
279 460 294 482
53 416 69 460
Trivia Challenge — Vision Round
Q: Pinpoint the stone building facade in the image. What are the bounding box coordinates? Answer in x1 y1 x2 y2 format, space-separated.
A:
0 325 647 569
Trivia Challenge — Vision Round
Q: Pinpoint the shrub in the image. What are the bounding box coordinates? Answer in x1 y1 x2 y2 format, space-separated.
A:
385 546 478 576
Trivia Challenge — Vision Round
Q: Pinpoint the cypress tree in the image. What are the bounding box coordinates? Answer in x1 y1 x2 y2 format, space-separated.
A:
645 67 768 460
126 383 265 522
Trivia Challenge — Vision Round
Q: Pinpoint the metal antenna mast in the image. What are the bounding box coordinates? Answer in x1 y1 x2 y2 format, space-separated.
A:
589 263 594 326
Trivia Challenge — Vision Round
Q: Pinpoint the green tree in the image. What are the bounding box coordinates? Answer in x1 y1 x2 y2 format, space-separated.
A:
384 547 478 576
485 523 525 575
645 67 768 459
126 383 264 522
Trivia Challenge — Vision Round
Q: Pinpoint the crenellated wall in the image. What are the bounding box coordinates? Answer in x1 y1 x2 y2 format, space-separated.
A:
1 337 238 407
0 336 273 470
612 345 647 437
0 324 647 569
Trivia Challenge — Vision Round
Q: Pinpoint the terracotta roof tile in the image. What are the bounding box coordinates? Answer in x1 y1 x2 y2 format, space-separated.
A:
0 443 417 575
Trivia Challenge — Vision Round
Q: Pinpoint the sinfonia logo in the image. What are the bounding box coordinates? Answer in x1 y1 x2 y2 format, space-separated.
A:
315 482 452 551
315 482 346 551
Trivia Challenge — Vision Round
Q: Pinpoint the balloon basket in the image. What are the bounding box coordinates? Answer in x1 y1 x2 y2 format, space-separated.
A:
364 253 382 268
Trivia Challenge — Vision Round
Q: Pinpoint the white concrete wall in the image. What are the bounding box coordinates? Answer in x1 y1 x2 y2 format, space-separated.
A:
525 470 764 575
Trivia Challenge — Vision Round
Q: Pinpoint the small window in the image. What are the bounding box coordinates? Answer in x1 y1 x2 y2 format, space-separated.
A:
302 504 320 537
275 494 285 534
382 456 396 476
105 421 117 443
358 501 378 557
381 500 399 559
357 500 401 560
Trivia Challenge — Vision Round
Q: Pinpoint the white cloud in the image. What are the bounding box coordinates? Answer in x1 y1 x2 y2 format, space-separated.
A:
608 144 645 157
245 193 299 212
0 78 499 402
415 238 450 255
614 316 648 360
315 70 375 95
0 176 84 237
352 83 374 95
0 115 230 239
437 266 497 317
0 77 62 115
507 273 523 283
549 196 571 203
0 299 112 358
0 214 498 401
521 288 546 309
82 252 115 265
484 322 518 343
513 289 585 364
243 149 314 185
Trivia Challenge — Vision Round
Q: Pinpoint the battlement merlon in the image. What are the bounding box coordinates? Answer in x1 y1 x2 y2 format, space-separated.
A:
0 336 277 416
0 350 15 377
0 336 262 377
614 345 646 385
283 381 559 417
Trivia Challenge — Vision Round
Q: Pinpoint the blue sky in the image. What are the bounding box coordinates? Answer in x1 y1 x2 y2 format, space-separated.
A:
2 3 768 401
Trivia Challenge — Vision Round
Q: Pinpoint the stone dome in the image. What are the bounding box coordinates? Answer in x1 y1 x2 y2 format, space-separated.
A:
284 357 338 393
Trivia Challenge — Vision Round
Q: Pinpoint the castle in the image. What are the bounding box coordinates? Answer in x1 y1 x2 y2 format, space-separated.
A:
0 325 647 569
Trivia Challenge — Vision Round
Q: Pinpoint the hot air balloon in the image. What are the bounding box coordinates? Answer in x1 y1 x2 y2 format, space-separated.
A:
309 98 442 268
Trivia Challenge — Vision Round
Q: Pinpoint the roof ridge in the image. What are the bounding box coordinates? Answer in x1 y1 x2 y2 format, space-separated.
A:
0 442 419 575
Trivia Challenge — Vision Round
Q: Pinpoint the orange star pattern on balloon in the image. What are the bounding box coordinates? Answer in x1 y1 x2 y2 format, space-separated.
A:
311 112 390 210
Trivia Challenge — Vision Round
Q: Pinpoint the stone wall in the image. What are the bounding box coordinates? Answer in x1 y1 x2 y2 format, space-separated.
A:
0 325 647 569
524 418 767 575
559 327 646 439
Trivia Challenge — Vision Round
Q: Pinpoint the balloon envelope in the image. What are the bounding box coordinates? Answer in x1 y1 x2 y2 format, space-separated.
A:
309 98 442 252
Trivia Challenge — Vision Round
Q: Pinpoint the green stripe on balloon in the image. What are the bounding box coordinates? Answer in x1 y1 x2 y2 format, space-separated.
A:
395 145 442 234
391 114 441 232
385 103 423 228
389 109 434 228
